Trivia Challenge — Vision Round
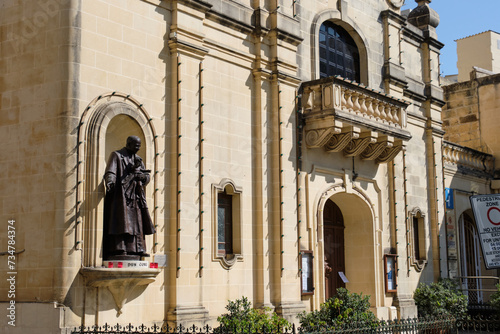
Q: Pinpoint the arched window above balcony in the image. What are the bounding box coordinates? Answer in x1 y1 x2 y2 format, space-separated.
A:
319 21 360 83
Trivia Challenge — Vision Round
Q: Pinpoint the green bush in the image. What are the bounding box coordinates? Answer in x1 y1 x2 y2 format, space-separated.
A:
413 278 468 319
215 297 290 333
297 288 377 331
489 283 500 313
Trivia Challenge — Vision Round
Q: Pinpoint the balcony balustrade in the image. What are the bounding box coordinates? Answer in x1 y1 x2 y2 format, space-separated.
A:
300 76 411 163
443 141 494 177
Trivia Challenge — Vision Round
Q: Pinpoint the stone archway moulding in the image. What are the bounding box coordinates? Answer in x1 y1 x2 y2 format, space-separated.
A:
313 167 379 228
76 92 159 267
315 179 378 247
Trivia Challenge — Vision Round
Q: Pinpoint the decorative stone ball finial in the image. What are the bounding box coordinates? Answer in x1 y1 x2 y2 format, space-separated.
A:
407 0 439 29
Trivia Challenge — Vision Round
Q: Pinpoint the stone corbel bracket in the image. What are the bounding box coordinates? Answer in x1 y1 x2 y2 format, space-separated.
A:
325 127 360 152
304 116 342 148
376 140 405 163
80 267 160 315
325 131 354 152
361 135 394 160
343 131 376 157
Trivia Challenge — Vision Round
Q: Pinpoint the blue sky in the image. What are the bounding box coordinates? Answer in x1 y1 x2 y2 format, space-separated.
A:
401 0 500 76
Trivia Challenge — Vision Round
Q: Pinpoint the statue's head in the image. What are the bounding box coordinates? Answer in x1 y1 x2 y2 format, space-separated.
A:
126 136 141 154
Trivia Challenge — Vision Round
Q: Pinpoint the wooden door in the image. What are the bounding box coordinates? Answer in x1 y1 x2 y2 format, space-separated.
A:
460 213 483 303
323 199 345 299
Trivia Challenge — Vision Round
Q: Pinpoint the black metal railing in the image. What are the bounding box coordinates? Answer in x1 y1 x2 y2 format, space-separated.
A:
71 316 458 334
457 276 499 305
456 314 500 333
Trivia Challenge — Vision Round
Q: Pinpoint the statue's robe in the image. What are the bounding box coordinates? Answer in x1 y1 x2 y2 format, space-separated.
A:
103 148 155 260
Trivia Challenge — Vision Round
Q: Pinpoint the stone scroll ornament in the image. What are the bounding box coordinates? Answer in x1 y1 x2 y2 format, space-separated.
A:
103 136 156 261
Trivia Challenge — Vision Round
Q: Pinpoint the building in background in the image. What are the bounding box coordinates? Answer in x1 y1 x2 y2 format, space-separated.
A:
441 30 500 307
457 31 500 83
1 0 449 332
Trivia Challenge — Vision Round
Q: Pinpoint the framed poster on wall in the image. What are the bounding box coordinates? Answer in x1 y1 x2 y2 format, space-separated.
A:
300 251 314 295
384 254 397 293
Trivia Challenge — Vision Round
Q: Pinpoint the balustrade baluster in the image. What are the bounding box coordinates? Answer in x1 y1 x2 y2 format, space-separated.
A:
345 89 354 111
391 105 400 126
384 103 393 124
366 97 375 119
352 91 361 114
341 87 347 108
358 94 367 116
379 102 387 122
373 100 381 120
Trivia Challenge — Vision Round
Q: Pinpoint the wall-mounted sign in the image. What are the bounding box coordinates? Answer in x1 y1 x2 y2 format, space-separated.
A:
470 194 500 269
338 272 349 284
384 254 397 293
300 251 314 295
446 211 458 260
445 188 454 209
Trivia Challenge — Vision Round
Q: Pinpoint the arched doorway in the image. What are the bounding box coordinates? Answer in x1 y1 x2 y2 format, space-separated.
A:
319 191 376 305
459 211 483 304
323 199 345 299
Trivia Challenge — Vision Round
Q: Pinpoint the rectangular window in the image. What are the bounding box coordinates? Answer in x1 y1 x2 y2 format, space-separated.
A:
212 180 243 269
217 192 233 256
413 217 421 261
408 209 427 272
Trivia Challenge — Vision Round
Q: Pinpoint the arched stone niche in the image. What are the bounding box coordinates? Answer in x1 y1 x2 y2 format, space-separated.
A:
77 93 157 268
105 114 147 163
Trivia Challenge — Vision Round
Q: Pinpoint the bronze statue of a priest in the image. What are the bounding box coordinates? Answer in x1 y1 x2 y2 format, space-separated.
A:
103 136 155 260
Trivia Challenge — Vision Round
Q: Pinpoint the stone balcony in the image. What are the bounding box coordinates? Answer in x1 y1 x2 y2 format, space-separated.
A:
300 76 411 163
442 141 494 178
